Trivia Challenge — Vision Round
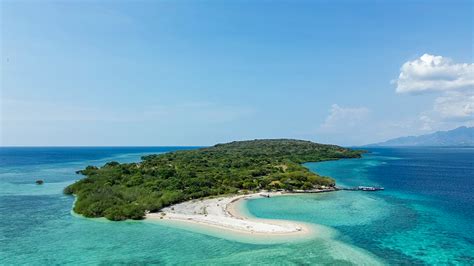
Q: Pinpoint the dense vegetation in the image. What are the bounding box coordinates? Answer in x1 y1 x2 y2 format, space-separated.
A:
65 139 363 221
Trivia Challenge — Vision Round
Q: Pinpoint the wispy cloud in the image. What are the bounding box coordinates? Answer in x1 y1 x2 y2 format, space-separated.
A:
142 102 256 124
0 99 255 124
0 99 135 122
434 91 474 120
303 104 374 146
0 98 257 145
320 104 370 130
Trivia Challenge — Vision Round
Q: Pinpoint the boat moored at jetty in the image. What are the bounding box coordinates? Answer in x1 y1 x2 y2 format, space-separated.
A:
335 186 384 192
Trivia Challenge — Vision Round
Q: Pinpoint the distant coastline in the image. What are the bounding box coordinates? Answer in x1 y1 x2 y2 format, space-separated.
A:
368 126 474 147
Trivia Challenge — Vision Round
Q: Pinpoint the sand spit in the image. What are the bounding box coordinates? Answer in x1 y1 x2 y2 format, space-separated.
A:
146 192 313 237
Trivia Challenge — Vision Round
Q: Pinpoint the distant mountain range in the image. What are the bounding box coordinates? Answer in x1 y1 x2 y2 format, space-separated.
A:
368 126 474 147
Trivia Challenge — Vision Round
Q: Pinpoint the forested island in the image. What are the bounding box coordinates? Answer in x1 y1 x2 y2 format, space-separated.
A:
64 139 363 221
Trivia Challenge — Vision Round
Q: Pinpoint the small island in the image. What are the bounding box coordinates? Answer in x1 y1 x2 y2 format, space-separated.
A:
64 139 363 223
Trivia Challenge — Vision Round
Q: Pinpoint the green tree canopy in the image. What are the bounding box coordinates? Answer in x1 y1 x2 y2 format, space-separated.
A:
65 139 363 221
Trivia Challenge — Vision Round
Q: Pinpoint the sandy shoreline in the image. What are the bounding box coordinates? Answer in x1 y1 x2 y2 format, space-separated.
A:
146 192 315 237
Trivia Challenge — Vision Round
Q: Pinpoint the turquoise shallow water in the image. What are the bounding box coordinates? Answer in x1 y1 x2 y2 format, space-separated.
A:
307 148 474 264
1 147 473 264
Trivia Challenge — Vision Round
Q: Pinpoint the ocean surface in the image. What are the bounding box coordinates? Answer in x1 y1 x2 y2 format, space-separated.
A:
1 147 473 265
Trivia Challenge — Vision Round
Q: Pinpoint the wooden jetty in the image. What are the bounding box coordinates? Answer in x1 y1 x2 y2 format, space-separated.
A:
336 186 384 191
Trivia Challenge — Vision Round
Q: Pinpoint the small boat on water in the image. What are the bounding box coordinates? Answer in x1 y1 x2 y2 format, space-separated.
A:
259 193 270 198
35 179 44 185
357 186 384 191
335 186 384 191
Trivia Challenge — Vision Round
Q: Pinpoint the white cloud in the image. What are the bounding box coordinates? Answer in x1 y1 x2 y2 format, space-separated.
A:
393 54 473 133
320 104 370 129
309 54 473 146
395 54 474 94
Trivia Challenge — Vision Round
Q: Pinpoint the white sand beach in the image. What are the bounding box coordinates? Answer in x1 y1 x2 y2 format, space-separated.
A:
146 192 313 237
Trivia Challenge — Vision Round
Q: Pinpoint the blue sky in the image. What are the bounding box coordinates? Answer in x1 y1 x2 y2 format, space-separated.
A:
1 0 472 146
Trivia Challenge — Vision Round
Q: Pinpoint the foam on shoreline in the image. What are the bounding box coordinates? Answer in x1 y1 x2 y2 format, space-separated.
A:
146 192 323 243
145 193 385 264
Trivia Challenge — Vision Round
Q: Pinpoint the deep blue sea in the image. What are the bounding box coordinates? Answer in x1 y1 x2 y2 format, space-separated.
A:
1 147 473 265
